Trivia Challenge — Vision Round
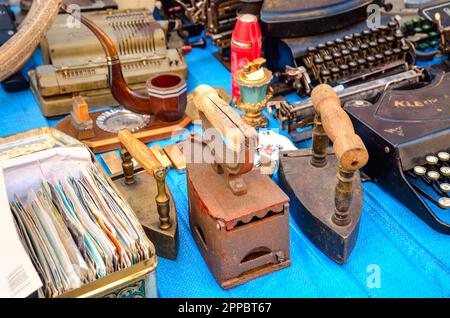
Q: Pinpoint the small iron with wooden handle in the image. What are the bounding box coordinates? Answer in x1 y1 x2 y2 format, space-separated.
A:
113 129 178 260
278 84 369 264
192 84 259 196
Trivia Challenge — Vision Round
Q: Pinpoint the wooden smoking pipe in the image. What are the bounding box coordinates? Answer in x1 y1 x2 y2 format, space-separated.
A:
62 5 187 122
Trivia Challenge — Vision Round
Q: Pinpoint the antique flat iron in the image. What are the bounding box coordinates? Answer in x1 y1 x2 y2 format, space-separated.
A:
110 129 178 260
279 84 369 264
186 84 290 289
345 71 450 234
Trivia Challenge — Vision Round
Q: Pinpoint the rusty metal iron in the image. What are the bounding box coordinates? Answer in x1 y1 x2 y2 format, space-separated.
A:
187 162 290 289
186 84 290 288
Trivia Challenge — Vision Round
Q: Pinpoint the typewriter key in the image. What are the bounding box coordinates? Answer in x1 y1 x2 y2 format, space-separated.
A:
441 167 450 178
414 166 427 176
370 28 379 41
367 56 375 69
438 197 450 209
353 32 362 45
427 171 440 181
378 38 387 51
426 155 439 166
318 43 326 57
401 45 409 60
331 67 340 83
351 46 360 60
320 69 331 84
378 25 389 37
384 50 393 64
375 54 384 66
339 64 349 77
388 21 397 35
342 49 350 63
326 41 336 53
362 30 371 43
440 183 450 193
369 41 378 55
393 48 401 61
438 152 449 164
349 61 358 75
333 52 342 65
307 47 317 59
344 35 353 48
386 36 395 49
335 38 345 50
324 55 334 69
357 58 366 72
360 44 368 58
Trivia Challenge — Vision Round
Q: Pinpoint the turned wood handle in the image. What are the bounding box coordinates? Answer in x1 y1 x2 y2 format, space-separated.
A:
0 0 61 82
118 130 162 175
311 84 369 171
192 85 257 152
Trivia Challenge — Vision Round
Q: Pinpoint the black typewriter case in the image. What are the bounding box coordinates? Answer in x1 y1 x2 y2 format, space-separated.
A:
345 72 450 234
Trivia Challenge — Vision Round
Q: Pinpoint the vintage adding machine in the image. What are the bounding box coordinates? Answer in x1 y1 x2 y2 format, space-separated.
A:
345 71 450 234
187 84 290 289
30 8 187 117
279 85 369 264
110 129 178 260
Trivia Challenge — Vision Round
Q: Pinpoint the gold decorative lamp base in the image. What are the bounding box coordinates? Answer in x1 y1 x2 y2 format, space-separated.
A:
235 93 272 128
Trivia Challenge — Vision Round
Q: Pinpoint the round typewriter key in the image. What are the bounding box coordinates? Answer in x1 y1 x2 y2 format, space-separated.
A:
378 25 389 37
333 52 342 64
341 49 350 63
414 166 427 176
370 28 379 41
438 197 450 209
441 167 450 177
378 37 387 48
388 21 397 34
353 32 362 44
357 58 366 71
438 152 449 162
375 54 384 66
393 48 401 60
349 61 358 75
320 69 331 83
307 46 317 58
386 36 395 49
426 155 439 166
362 29 371 43
395 32 404 48
401 45 410 60
331 67 340 83
367 55 375 69
339 64 349 77
440 183 450 193
335 38 345 50
344 35 353 47
384 50 393 63
324 55 334 68
369 41 378 55
427 171 440 181
351 46 360 59
318 43 326 55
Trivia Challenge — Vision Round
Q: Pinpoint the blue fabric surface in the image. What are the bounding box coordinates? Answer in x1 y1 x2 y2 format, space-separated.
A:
1 40 449 298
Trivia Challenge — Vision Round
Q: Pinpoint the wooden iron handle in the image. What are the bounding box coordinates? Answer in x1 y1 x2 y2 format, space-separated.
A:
311 84 369 171
0 0 61 82
118 130 162 175
192 85 257 153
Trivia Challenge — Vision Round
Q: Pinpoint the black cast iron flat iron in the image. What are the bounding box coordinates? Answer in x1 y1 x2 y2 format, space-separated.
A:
279 84 369 264
110 129 178 260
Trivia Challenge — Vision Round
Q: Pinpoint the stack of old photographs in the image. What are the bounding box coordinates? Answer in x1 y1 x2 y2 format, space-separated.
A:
8 164 152 298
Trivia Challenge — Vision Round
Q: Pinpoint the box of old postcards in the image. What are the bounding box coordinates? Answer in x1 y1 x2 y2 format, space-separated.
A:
0 127 158 298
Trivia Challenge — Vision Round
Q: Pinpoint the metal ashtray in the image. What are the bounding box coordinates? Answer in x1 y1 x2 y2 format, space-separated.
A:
96 108 151 134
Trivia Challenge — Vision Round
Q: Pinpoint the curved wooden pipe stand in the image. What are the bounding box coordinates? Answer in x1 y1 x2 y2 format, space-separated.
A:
110 129 178 260
279 84 369 264
62 5 187 121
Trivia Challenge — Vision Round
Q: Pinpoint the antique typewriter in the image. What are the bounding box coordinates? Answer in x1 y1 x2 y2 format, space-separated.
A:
344 71 450 234
160 0 262 67
30 8 187 117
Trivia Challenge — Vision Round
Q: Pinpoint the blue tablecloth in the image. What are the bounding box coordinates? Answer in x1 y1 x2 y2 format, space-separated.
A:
1 41 449 298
